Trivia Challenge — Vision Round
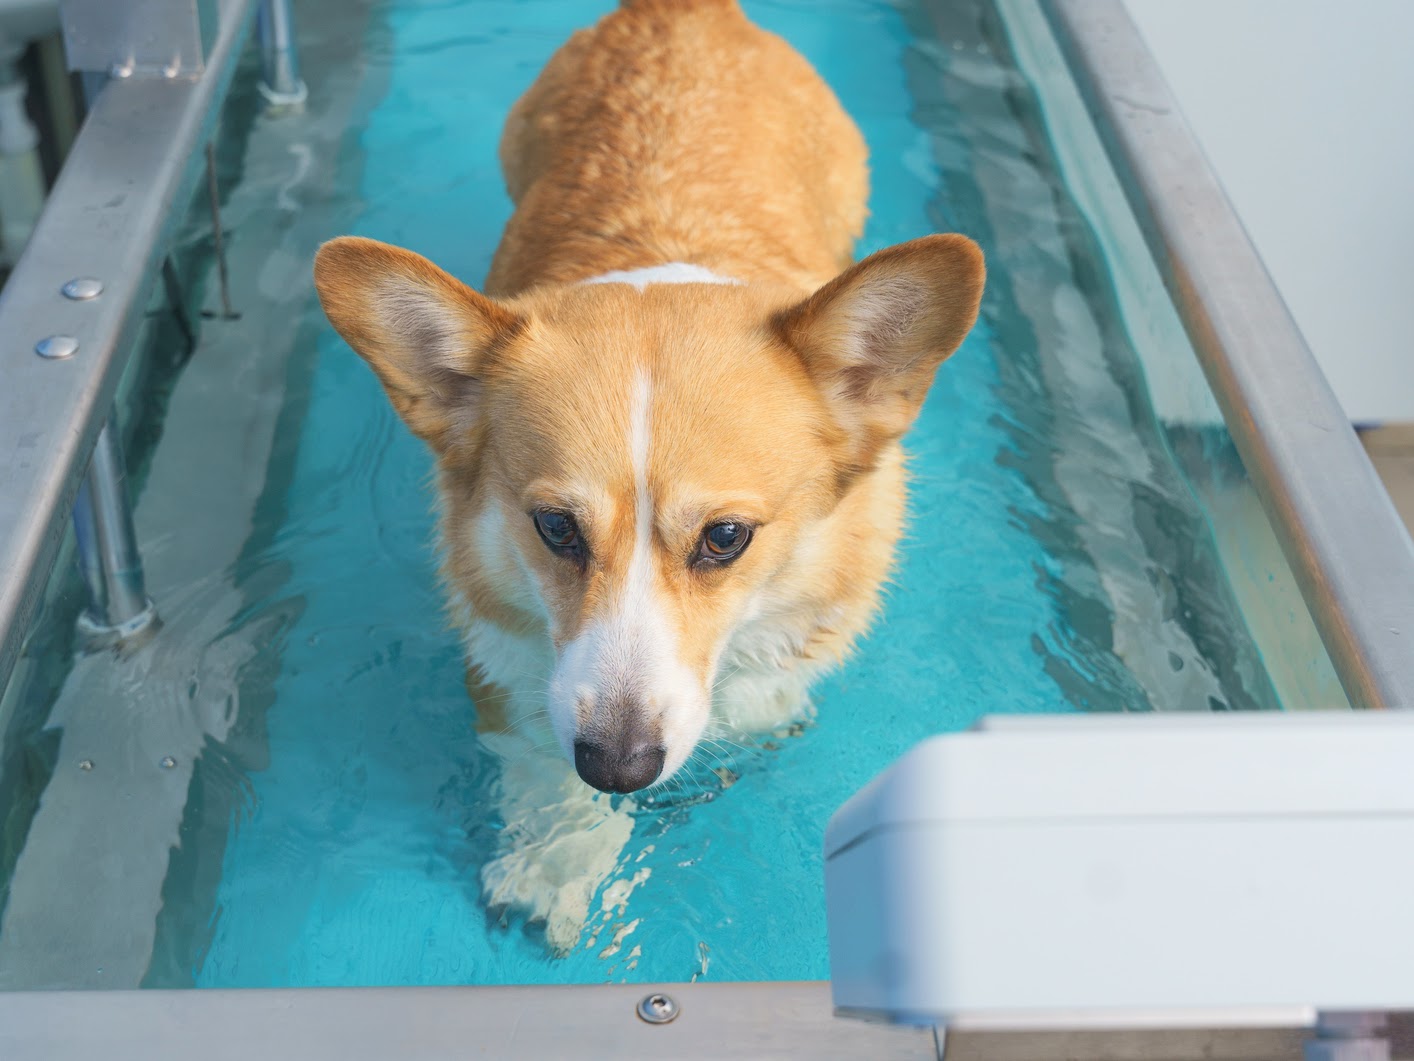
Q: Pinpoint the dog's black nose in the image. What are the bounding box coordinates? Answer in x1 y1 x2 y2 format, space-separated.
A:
574 738 665 793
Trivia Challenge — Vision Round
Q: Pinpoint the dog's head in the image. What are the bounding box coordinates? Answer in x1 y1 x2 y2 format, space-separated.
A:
314 236 983 792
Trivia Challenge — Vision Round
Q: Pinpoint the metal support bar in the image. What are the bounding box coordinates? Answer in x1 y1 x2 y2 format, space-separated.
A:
203 142 239 319
257 0 308 107
1043 0 1414 709
70 415 156 643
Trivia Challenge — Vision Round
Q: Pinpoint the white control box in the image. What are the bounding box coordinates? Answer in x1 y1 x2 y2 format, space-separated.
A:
825 712 1414 1030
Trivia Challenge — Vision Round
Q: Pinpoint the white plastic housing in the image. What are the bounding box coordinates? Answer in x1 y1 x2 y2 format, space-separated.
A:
825 712 1414 1030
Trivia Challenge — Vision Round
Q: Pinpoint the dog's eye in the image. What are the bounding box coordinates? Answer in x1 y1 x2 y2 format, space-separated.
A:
700 521 752 563
534 510 581 554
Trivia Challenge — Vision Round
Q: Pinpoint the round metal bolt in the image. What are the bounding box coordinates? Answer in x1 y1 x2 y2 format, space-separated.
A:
61 277 104 301
160 756 177 769
636 993 679 1025
78 759 94 772
35 335 79 360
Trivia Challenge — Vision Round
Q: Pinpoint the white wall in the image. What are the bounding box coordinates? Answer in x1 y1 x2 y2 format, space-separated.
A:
1124 0 1414 425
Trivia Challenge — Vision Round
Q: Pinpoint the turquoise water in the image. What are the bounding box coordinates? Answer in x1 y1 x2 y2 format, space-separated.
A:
5 0 1285 988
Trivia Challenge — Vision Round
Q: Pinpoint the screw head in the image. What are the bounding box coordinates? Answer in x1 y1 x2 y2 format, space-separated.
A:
636 992 679 1025
35 335 79 360
78 759 94 771
61 277 104 301
160 756 177 769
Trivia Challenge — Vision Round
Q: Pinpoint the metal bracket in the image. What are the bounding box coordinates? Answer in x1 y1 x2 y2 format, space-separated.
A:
60 0 218 80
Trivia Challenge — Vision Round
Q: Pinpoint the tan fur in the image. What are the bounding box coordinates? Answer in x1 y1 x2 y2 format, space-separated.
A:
490 0 868 295
314 0 984 786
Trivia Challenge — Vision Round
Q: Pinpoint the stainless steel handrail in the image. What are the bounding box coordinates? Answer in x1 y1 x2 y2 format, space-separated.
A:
0 0 259 691
1044 0 1414 709
0 980 1339 1060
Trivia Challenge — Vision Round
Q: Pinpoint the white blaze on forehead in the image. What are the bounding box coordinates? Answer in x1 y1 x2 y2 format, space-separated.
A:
630 373 652 551
546 371 708 780
580 262 742 291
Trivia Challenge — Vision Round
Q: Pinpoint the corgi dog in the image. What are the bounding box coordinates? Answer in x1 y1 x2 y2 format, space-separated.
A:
314 0 983 950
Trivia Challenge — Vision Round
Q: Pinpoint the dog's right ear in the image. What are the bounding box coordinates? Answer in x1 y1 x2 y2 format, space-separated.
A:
313 237 522 450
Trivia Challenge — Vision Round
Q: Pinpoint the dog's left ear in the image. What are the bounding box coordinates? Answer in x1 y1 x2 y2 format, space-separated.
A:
775 233 984 458
314 236 523 451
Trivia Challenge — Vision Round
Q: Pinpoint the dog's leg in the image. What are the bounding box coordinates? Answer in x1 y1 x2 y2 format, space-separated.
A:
469 664 635 955
478 730 635 954
713 654 823 737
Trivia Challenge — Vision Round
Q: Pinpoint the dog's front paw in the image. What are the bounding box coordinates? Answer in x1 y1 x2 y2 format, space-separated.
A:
478 734 635 954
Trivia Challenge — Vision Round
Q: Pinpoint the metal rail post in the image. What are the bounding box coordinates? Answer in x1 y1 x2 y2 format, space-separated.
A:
71 416 157 644
257 0 307 106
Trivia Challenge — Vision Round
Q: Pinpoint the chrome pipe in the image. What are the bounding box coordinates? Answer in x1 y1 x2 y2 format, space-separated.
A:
71 416 156 642
257 0 307 106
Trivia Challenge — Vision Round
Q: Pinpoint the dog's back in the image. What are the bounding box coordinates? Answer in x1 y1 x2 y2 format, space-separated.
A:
488 0 869 296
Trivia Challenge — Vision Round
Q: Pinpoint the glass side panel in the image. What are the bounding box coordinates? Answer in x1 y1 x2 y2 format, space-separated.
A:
0 0 1344 991
990 0 1346 711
